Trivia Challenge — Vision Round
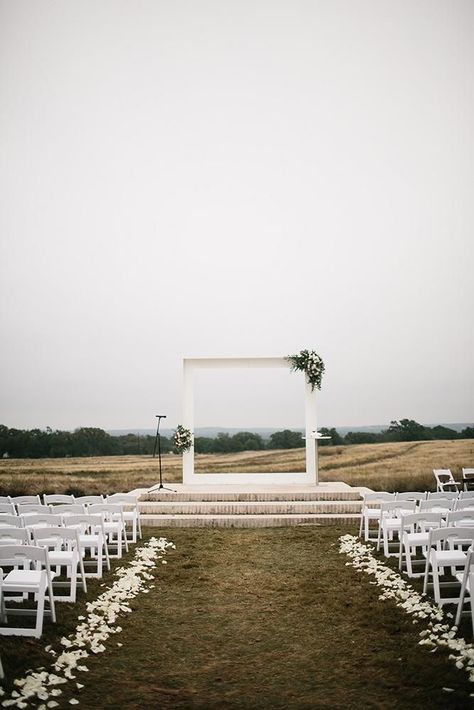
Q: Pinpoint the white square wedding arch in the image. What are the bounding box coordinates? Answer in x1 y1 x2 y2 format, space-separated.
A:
182 356 320 486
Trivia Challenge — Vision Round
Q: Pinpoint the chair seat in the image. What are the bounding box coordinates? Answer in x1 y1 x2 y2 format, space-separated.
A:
48 551 76 564
3 570 45 588
405 532 429 546
431 550 467 565
78 534 101 545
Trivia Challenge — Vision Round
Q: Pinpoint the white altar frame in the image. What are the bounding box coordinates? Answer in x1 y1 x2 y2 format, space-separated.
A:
182 356 319 486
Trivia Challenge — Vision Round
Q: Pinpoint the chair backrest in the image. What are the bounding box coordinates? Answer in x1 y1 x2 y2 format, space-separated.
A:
0 496 12 504
426 491 458 500
361 492 396 503
32 526 80 549
418 498 456 513
427 526 474 549
400 512 443 532
446 510 474 527
462 468 474 480
88 503 124 520
380 500 417 517
396 492 427 501
16 504 51 516
43 494 75 506
10 495 41 506
63 514 103 532
0 515 23 528
0 527 30 544
0 543 48 567
22 513 63 528
455 499 474 512
74 495 105 505
459 491 474 499
433 469 459 491
49 504 85 516
0 503 15 515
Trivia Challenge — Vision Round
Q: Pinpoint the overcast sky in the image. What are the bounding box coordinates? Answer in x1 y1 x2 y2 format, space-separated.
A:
0 0 473 433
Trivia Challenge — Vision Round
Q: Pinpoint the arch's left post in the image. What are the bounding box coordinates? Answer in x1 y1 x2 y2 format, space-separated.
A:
182 359 194 485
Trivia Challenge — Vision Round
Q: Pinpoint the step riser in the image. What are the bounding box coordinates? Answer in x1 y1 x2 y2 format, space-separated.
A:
142 515 359 528
142 492 362 502
139 503 362 515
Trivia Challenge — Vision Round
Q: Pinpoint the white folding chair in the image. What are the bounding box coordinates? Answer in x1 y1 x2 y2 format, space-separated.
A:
16 504 51 517
377 501 417 557
418 498 456 515
0 503 15 515
458 490 474 500
10 496 41 508
422 527 474 606
0 545 56 637
462 469 474 492
455 499 474 513
446 510 474 528
22 513 63 531
396 492 428 502
427 491 458 500
43 494 75 506
398 512 443 577
106 494 142 542
48 504 85 518
64 514 109 578
434 469 459 493
0 515 24 529
74 495 105 505
455 548 474 628
32 527 87 602
0 528 30 545
88 504 129 558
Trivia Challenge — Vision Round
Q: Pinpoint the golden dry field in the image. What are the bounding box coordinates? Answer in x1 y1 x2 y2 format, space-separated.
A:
0 439 473 495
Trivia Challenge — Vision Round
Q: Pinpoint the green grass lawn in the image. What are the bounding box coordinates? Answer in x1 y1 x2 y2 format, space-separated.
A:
2 526 474 709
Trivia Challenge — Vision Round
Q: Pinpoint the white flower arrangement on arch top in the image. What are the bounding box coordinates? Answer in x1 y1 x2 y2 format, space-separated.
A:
286 349 325 391
173 425 193 454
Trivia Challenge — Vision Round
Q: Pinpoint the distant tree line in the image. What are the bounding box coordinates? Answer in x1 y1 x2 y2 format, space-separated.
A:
0 419 473 459
0 425 172 459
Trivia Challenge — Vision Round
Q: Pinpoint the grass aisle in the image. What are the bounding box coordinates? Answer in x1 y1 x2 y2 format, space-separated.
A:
67 526 471 710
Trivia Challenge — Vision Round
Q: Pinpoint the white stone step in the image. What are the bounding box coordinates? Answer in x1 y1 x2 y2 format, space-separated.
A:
141 513 360 528
139 500 362 515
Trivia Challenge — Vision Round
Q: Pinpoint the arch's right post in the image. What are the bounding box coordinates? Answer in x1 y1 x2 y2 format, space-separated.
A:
304 378 318 485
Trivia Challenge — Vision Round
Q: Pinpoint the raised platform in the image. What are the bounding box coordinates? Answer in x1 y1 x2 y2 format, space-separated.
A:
136 482 367 528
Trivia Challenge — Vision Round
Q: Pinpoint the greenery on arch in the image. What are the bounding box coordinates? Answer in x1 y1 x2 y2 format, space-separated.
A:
286 349 325 391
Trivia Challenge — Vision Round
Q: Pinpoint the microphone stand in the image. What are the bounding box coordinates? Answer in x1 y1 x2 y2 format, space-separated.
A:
150 415 176 493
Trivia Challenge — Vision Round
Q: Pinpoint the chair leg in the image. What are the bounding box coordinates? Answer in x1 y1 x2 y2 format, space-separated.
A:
423 555 430 595
35 575 46 638
431 558 441 605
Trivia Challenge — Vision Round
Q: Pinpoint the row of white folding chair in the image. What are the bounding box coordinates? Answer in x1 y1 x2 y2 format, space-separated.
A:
422 527 474 607
46 494 142 543
359 492 474 543
359 493 419 541
434 468 474 493
0 494 142 543
0 514 110 579
0 525 87 602
0 544 56 638
1 504 129 558
398 510 474 576
377 500 474 558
